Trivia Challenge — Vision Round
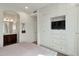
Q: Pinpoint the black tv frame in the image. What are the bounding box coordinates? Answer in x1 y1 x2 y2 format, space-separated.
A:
51 20 65 30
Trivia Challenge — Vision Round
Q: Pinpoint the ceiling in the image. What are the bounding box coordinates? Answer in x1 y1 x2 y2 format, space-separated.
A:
0 3 50 14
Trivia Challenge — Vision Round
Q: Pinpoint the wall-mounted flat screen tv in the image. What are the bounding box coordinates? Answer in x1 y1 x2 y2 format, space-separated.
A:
51 20 65 29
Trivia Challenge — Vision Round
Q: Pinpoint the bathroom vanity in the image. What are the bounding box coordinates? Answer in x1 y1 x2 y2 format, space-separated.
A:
3 34 17 46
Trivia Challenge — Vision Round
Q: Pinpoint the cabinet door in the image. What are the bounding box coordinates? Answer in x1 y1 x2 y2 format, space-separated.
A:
10 34 17 43
4 35 9 46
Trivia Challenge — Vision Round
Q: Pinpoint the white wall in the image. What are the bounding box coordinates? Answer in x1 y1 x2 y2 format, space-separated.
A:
0 11 3 47
38 4 78 55
32 16 37 42
18 12 37 43
76 6 79 55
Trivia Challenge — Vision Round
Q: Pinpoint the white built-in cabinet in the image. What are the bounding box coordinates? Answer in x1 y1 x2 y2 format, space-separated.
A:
37 4 79 56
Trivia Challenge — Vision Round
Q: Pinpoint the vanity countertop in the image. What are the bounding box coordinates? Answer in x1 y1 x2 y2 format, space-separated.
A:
4 33 17 35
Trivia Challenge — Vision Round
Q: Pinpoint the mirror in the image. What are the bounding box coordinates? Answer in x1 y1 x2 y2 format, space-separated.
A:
4 18 16 34
3 11 19 35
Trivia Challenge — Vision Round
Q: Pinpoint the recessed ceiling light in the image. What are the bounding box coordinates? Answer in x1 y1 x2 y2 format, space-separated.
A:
25 6 28 9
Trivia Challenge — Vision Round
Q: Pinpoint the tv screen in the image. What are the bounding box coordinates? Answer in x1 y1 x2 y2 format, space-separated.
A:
51 20 65 29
